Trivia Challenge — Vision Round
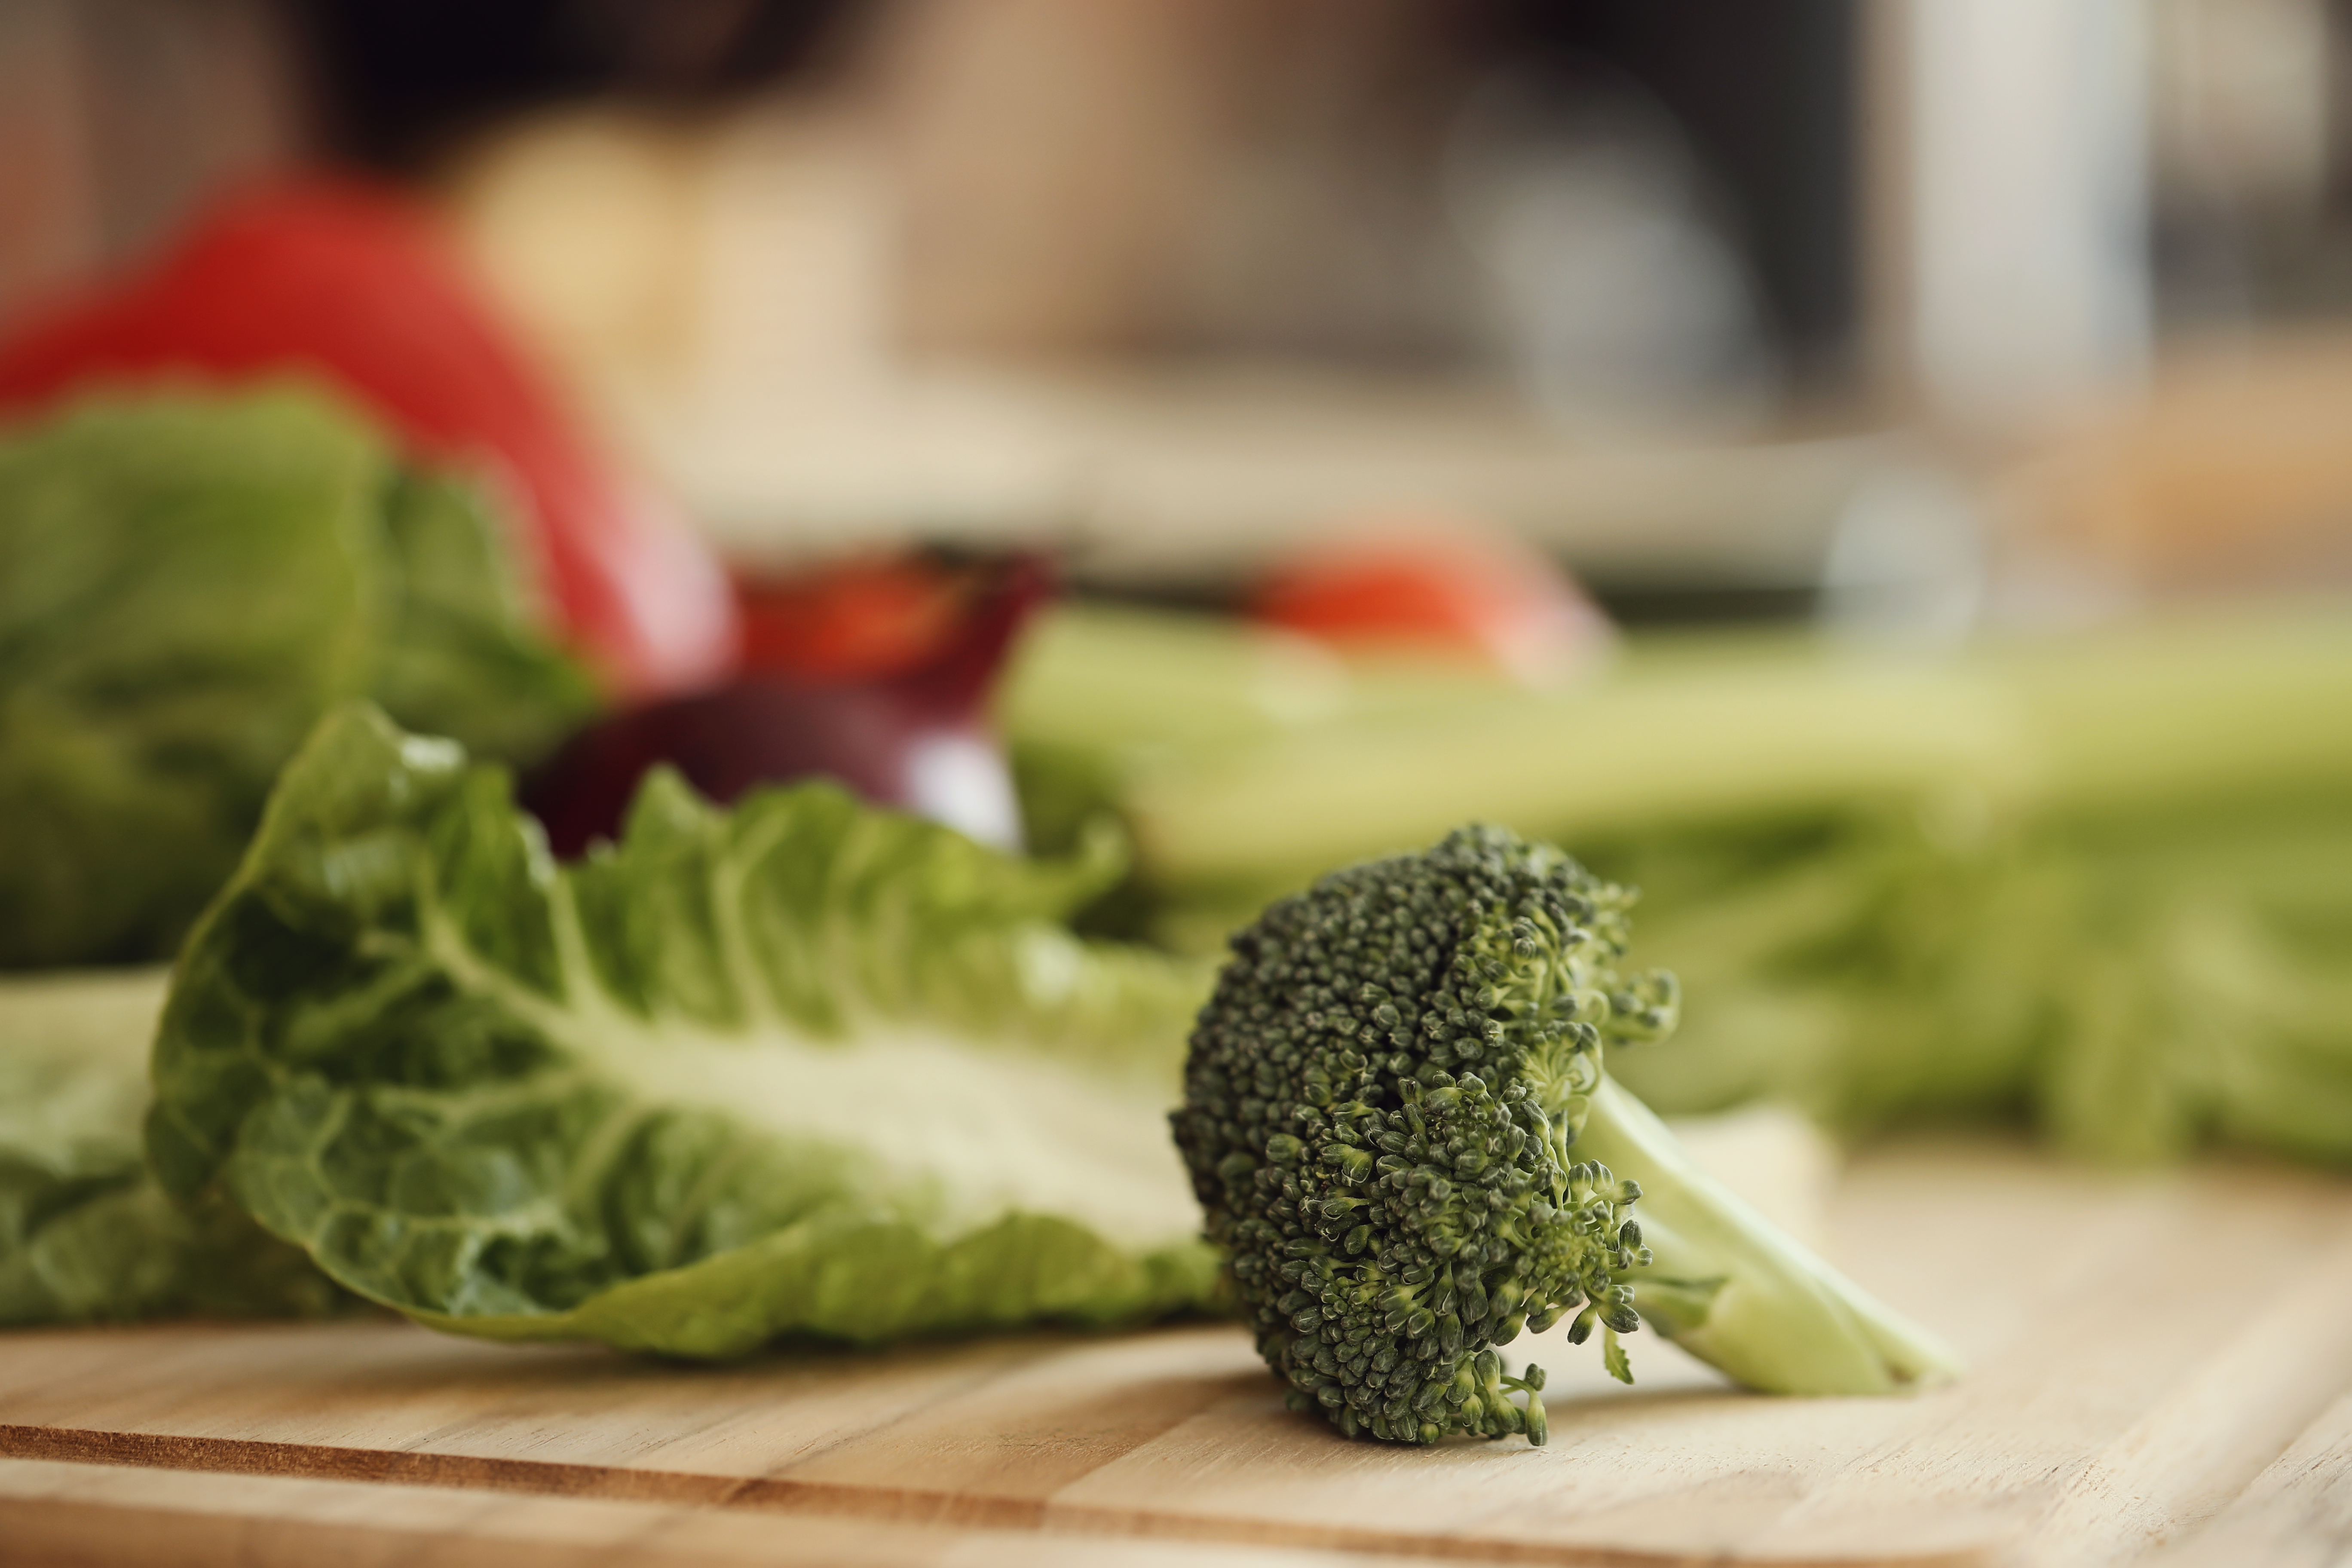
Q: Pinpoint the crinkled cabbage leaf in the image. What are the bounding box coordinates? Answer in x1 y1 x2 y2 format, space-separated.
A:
0 386 595 967
149 704 1220 1356
2 969 340 1324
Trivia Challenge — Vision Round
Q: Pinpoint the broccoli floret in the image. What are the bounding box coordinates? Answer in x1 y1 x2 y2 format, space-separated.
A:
1172 824 1961 1445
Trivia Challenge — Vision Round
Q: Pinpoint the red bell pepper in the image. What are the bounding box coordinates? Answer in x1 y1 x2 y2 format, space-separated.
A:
0 175 736 698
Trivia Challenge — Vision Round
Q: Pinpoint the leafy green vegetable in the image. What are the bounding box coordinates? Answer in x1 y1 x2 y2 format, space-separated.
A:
1613 793 2352 1164
1175 825 1957 1446
1 969 340 1324
149 703 1221 1356
1004 602 2352 1164
372 466 602 767
0 386 596 968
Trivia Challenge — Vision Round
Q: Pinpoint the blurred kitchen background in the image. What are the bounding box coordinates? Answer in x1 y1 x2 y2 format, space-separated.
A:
11 0 2352 628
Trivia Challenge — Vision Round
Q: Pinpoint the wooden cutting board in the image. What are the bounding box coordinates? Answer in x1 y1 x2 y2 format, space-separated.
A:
5 1140 2352 1568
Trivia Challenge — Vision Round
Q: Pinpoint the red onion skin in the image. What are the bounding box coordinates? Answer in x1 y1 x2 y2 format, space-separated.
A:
524 556 1050 856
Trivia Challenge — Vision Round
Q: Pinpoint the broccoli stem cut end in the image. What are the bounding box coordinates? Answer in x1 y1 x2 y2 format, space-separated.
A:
1572 1078 1964 1396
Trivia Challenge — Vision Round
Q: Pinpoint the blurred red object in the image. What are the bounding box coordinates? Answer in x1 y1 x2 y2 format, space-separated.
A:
526 554 1054 856
1250 519 1611 684
0 175 736 698
735 553 980 683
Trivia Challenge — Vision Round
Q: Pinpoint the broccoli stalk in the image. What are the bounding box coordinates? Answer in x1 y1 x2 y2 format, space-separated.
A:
1172 825 1959 1446
1573 1075 1960 1396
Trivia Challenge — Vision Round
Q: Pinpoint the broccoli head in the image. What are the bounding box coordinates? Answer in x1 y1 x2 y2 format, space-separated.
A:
1172 825 1959 1445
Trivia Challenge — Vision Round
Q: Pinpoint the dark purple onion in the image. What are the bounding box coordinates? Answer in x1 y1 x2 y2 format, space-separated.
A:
523 555 1048 857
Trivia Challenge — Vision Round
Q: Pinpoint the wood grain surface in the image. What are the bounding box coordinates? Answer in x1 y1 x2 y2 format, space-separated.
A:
4 1140 2352 1568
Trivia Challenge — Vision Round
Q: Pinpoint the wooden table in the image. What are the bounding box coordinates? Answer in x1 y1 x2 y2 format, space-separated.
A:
4 1139 2350 1568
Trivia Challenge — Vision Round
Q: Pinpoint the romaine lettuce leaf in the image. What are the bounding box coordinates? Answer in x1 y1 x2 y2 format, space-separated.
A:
0 387 595 968
149 704 1221 1356
2 969 340 1324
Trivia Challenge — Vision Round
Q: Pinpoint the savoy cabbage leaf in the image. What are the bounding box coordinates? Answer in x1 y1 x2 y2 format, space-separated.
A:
149 703 1220 1356
0 386 595 967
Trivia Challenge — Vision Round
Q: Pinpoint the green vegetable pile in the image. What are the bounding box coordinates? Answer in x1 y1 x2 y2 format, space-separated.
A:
1176 824 1956 1445
144 703 1220 1352
25 390 2328 1434
0 386 595 968
0 395 1975 1441
1006 602 2352 1166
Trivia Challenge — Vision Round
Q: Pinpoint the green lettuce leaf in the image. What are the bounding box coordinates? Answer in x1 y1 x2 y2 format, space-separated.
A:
150 703 1221 1356
0 386 595 968
1 969 340 1324
370 466 600 765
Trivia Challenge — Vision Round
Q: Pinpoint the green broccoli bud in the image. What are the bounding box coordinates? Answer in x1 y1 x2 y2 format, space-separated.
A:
1172 824 1960 1446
